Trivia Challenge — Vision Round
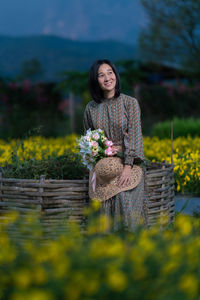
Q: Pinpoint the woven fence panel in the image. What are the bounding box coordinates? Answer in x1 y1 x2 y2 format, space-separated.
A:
146 162 175 226
0 162 175 235
0 173 89 237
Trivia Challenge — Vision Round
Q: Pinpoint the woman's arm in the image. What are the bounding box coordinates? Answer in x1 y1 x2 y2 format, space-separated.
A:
123 96 145 166
118 96 143 187
83 103 93 134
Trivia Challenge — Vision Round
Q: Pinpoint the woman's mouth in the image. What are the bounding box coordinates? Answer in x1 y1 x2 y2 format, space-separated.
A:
105 81 112 86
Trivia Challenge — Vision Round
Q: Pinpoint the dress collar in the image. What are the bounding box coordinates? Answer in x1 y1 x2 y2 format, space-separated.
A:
101 93 121 103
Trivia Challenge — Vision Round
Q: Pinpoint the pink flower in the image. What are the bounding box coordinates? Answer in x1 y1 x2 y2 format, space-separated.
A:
167 86 174 97
92 151 98 156
22 79 31 93
105 140 113 147
58 99 70 113
91 141 98 147
111 146 118 155
105 146 114 156
8 82 18 89
177 84 186 94
1 95 8 103
92 133 99 140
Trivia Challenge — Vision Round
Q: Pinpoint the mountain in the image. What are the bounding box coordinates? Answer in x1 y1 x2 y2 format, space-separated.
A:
0 35 138 81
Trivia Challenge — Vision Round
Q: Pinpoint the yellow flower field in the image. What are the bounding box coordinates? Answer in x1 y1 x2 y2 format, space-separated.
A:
144 136 200 194
0 135 200 195
0 134 78 165
0 208 200 300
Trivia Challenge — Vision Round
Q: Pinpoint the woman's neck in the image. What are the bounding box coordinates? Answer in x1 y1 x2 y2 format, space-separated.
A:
103 90 115 99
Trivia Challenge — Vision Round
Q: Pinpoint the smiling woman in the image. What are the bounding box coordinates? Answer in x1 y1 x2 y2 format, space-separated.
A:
83 59 149 232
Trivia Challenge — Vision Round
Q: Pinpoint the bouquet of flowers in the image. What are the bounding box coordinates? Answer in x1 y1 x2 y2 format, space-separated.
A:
76 128 123 171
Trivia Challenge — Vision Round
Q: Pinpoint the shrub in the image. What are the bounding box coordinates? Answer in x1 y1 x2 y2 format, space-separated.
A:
139 84 200 135
151 118 200 139
1 150 88 179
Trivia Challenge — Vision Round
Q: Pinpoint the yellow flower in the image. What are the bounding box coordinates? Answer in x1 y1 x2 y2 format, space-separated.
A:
175 215 193 236
13 269 32 289
11 290 55 300
161 260 179 275
92 146 98 152
168 243 182 256
137 231 155 253
179 274 198 298
91 198 101 211
106 269 128 291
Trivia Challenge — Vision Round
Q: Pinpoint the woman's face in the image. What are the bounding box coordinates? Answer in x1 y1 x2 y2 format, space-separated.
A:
97 63 116 96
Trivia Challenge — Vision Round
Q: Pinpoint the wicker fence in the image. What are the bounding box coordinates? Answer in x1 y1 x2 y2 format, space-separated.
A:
146 162 175 226
0 162 175 234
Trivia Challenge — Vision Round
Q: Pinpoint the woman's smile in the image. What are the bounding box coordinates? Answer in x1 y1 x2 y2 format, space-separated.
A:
105 81 113 86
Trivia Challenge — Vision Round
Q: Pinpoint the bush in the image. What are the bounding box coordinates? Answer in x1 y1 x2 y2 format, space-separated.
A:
1 150 88 179
0 81 72 140
139 84 200 135
151 118 200 139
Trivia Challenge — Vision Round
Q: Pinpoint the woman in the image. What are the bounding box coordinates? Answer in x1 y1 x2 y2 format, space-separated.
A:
83 59 149 232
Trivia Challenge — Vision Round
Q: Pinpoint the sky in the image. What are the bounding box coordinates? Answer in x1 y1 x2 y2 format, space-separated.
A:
0 0 147 44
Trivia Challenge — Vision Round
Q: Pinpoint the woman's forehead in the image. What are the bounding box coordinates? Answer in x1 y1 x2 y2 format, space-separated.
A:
98 63 113 73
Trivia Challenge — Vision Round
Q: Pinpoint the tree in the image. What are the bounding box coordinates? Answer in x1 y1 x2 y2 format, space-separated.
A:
115 59 148 94
139 0 200 74
57 70 90 106
17 58 44 82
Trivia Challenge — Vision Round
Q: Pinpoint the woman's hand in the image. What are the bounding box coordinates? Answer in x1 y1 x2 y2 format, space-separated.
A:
117 164 132 187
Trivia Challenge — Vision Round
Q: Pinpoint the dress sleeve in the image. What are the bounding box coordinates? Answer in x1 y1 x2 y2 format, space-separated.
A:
83 103 93 134
123 97 145 166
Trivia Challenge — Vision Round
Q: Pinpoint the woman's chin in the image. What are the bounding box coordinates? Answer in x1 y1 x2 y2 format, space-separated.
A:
103 86 116 93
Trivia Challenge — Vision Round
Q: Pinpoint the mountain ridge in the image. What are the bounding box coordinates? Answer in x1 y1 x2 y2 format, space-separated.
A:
0 35 138 81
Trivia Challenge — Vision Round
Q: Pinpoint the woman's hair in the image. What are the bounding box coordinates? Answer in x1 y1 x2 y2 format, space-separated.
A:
88 59 121 103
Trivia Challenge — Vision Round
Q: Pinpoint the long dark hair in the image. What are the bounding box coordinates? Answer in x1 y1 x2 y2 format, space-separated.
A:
88 59 121 103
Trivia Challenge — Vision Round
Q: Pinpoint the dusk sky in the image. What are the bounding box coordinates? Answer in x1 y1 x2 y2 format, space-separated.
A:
0 0 147 44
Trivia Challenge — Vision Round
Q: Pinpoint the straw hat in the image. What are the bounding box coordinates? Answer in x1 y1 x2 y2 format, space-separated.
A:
89 155 142 202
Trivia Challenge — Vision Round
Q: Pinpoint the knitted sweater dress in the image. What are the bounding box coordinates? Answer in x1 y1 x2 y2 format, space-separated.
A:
83 93 149 232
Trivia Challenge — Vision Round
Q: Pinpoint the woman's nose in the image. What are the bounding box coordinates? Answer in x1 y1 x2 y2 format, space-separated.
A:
104 74 109 81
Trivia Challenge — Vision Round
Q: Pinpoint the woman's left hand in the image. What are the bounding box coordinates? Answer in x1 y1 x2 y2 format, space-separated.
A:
117 164 132 187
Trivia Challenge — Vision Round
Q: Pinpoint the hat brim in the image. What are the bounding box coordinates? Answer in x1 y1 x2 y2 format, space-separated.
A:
89 164 143 202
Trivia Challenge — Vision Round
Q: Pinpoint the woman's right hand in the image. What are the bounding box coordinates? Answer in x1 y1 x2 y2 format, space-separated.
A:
117 164 132 187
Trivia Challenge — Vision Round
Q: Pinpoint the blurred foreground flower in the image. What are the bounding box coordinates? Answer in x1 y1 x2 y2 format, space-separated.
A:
0 209 200 299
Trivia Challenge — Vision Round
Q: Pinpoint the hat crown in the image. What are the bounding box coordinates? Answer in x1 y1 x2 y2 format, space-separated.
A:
95 157 123 182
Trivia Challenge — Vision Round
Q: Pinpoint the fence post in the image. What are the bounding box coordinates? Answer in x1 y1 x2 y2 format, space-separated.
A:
0 170 2 202
171 121 174 165
38 175 45 216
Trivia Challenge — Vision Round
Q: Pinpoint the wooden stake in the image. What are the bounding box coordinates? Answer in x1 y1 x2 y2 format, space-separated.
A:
171 121 174 165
